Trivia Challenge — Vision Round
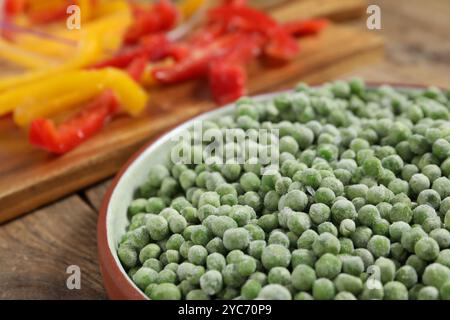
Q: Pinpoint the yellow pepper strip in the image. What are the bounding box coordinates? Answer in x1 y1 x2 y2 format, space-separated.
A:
10 34 73 59
13 87 100 127
0 38 58 69
0 31 102 93
178 0 206 18
0 68 148 119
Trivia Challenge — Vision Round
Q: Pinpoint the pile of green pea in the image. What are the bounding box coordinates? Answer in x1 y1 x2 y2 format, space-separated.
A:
117 80 450 300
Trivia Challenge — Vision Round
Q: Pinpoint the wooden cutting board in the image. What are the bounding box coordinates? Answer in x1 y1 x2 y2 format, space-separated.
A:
0 0 382 223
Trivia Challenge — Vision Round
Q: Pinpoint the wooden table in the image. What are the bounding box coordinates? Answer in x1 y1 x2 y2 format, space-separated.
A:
1 0 449 299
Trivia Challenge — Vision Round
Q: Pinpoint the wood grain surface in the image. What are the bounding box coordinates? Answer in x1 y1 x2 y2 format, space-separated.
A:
0 0 379 223
2 0 449 300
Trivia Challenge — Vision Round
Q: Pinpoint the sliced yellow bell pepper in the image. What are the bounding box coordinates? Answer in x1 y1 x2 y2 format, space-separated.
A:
178 0 206 18
0 68 148 120
0 38 57 69
13 87 100 127
0 31 102 92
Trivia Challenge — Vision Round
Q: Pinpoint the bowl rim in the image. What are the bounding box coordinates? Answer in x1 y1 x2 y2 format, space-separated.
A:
97 81 431 300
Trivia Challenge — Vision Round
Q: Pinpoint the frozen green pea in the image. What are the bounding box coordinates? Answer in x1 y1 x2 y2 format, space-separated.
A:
268 230 290 248
389 202 412 223
342 255 364 276
223 228 250 251
414 237 440 261
206 237 226 254
150 283 181 300
395 265 418 289
432 177 450 199
211 216 238 238
257 284 292 300
287 212 311 235
417 286 440 300
133 267 158 290
309 203 331 225
146 215 169 241
384 281 408 300
191 225 212 246
241 279 262 299
417 189 441 209
312 232 340 256
206 253 226 271
222 264 245 288
128 198 148 216
315 253 342 279
357 205 380 227
339 219 356 237
363 157 383 178
282 190 308 211
334 292 357 300
440 282 450 300
188 245 208 266
401 226 427 252
258 214 278 232
158 269 177 284
314 187 335 206
291 264 316 291
261 244 291 269
367 235 390 258
351 226 372 248
237 256 257 277
139 243 161 263
429 229 450 249
143 258 162 272
248 240 266 260
375 257 396 284
334 274 363 295
339 238 354 254
331 199 357 223
118 242 138 269
199 270 223 295
312 278 335 300
321 177 344 196
409 173 430 194
317 222 338 236
268 267 291 285
297 229 318 250
422 263 450 289
390 242 407 262
291 249 316 268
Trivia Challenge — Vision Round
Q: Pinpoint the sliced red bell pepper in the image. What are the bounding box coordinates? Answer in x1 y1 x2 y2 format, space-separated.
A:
209 63 246 105
92 34 170 69
124 0 178 44
28 1 77 25
4 0 27 17
152 32 262 84
207 3 300 61
29 90 119 154
283 19 329 37
126 54 148 82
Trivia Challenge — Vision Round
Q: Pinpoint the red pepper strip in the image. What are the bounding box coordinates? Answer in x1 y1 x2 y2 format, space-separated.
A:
4 0 27 17
126 54 148 82
209 63 246 105
28 1 76 25
124 0 178 45
153 32 262 84
207 4 279 36
29 90 119 154
265 27 300 60
92 34 170 69
283 19 329 37
207 3 299 60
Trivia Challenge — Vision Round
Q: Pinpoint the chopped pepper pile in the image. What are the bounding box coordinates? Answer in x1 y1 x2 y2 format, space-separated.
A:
0 0 327 154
